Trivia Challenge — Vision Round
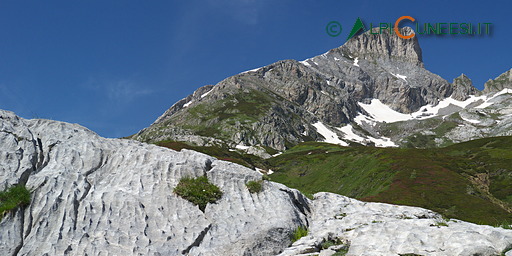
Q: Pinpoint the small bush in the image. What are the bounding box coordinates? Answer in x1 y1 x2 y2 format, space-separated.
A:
291 226 308 243
246 180 263 193
0 184 31 220
174 176 223 211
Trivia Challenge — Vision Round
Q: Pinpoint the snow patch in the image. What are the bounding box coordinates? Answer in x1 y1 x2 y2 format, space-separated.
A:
476 88 512 109
201 89 213 98
300 60 311 67
461 116 481 124
312 122 348 146
337 125 365 143
241 67 262 74
368 136 398 147
358 99 414 123
272 152 282 157
416 96 483 116
183 101 193 108
320 91 329 96
391 72 407 81
337 124 398 147
353 57 359 67
235 145 250 150
334 57 340 61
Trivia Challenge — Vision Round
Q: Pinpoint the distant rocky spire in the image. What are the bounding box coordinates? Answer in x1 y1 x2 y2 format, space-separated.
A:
451 74 478 100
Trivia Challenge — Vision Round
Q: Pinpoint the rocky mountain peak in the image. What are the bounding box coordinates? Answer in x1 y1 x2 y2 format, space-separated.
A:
340 26 423 67
483 68 512 93
451 73 479 100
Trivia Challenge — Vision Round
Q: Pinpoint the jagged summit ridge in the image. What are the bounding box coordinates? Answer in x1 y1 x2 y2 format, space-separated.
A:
341 26 423 67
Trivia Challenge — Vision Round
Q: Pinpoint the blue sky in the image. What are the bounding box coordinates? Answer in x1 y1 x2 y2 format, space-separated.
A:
1 0 510 138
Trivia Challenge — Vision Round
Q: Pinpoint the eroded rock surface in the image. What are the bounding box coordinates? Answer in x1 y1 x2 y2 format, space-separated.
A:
1 110 511 256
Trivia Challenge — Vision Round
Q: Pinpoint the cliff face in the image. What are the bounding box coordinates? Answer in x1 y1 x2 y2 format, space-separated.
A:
1 110 512 256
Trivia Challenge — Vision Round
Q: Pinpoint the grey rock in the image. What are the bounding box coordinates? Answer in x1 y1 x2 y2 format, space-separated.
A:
483 68 512 93
1 110 511 255
0 110 309 255
451 73 479 100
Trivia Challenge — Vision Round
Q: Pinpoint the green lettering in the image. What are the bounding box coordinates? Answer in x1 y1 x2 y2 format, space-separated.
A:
484 23 492 34
449 23 458 34
427 23 437 34
460 23 469 34
439 23 447 35
379 23 389 34
416 22 425 35
369 23 378 34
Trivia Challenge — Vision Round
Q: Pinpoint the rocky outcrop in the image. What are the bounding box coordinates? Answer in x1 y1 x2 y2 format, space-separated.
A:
1 111 511 255
0 110 308 255
483 68 512 94
451 74 479 100
341 27 423 67
281 193 512 256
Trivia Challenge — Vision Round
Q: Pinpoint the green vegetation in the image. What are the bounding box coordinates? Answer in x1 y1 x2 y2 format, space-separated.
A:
174 176 223 212
269 138 512 226
0 184 31 220
246 180 263 193
320 237 345 249
269 142 397 199
433 220 449 227
163 89 274 140
331 249 349 256
291 226 308 243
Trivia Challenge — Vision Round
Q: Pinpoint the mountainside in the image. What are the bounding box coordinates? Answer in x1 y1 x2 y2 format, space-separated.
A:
268 139 512 225
1 110 512 255
133 27 512 153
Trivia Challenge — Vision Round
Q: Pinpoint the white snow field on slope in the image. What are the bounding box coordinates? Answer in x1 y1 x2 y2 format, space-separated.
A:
312 121 348 146
357 90 512 125
336 124 397 147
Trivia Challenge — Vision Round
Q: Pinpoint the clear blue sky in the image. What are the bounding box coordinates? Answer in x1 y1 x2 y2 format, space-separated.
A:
1 0 510 138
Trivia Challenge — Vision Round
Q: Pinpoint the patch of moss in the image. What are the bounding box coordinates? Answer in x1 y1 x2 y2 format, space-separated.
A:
174 176 223 212
246 180 263 193
0 184 31 220
291 226 308 243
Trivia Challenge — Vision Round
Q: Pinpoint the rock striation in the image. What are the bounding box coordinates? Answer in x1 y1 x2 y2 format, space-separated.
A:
0 110 308 255
1 110 512 255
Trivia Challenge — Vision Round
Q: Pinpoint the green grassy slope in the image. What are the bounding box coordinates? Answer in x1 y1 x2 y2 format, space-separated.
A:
268 138 512 225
